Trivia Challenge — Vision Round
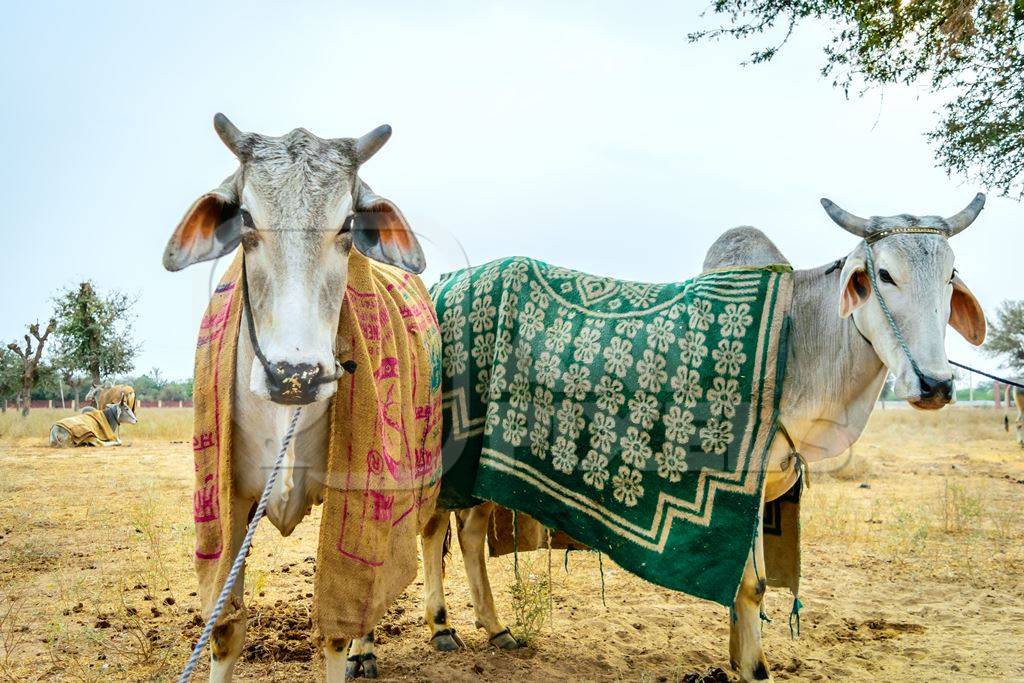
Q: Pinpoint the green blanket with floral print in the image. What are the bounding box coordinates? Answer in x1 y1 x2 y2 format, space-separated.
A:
431 257 792 605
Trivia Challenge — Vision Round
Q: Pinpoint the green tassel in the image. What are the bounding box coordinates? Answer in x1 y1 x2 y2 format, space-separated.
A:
598 552 607 608
789 597 803 639
563 549 570 573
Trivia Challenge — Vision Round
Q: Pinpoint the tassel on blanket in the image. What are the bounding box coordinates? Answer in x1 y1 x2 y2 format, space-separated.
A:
598 552 607 608
789 597 803 638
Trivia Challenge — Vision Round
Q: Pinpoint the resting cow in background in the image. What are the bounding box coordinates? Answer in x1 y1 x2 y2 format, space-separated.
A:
50 391 137 447
164 114 439 683
418 194 987 682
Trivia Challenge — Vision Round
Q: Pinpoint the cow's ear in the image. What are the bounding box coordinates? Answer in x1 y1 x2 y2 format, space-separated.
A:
352 181 425 274
950 274 986 345
163 173 242 272
838 250 872 318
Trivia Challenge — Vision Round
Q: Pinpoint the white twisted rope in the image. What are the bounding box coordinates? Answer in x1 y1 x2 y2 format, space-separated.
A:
179 406 304 682
861 242 925 379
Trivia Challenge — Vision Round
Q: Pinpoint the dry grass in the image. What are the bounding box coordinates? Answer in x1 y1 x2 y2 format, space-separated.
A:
0 408 191 446
1 406 1023 681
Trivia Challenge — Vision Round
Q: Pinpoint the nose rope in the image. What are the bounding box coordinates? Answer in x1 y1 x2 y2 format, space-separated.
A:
861 242 928 385
241 257 356 396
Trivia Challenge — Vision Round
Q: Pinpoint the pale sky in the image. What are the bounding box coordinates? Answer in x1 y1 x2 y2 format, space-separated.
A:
1 1 1019 380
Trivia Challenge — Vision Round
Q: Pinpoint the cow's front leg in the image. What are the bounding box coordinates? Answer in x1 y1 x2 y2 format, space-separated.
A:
209 496 253 682
345 631 378 679
421 509 464 651
456 502 518 650
729 535 772 682
324 638 350 682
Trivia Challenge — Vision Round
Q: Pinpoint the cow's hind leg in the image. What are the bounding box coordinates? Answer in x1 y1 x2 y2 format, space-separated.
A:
456 502 518 649
729 534 772 682
209 496 254 682
421 509 464 651
345 632 378 679
324 638 350 682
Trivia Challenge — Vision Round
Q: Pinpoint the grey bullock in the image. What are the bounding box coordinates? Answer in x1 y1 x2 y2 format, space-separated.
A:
414 194 987 682
163 115 425 682
49 392 137 447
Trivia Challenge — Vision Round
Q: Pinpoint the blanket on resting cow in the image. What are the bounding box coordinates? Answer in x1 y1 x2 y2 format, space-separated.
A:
432 256 792 606
192 249 442 642
53 409 118 446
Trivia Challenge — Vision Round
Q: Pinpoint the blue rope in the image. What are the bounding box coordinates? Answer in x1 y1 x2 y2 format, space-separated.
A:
862 243 925 379
178 406 303 682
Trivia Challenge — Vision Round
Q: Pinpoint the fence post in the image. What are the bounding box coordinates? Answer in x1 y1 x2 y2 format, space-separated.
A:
158 399 163 408
48 399 53 409
178 400 183 408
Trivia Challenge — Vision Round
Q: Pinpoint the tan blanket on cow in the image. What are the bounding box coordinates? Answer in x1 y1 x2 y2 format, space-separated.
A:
191 249 442 642
54 410 118 446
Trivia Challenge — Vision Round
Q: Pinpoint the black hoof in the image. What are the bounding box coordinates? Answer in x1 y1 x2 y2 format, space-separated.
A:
489 627 519 650
346 654 378 679
430 628 464 652
362 657 379 679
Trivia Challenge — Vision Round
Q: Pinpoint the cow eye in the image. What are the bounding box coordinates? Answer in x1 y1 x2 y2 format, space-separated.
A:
338 214 354 235
240 208 255 229
878 268 896 285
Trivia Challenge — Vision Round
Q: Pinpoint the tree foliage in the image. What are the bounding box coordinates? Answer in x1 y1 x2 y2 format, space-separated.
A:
984 299 1024 372
51 281 140 386
690 1 1024 197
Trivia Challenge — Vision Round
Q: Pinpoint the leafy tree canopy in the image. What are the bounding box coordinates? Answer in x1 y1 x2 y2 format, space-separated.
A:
984 299 1024 372
690 1 1024 197
51 281 140 386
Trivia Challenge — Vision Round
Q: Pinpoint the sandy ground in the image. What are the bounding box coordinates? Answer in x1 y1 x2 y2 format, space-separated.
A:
1 406 1023 682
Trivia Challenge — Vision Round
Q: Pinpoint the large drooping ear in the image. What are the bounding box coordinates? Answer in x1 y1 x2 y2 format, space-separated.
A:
352 181 426 274
838 247 872 318
949 273 986 345
162 172 242 272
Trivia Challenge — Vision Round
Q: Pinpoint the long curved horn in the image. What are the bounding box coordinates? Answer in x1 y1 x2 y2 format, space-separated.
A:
820 198 871 237
354 124 392 164
213 113 249 159
944 193 986 236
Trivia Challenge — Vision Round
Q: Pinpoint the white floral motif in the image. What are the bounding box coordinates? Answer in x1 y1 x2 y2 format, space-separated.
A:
502 410 527 446
655 442 688 482
546 318 573 353
530 399 551 459
551 436 579 474
679 330 708 368
588 412 616 453
442 275 469 307
622 283 657 308
645 316 677 353
556 400 585 439
505 259 530 291
612 466 644 507
699 417 735 455
636 349 668 392
519 301 545 340
534 351 562 388
440 307 467 344
468 295 496 333
487 364 507 401
471 332 495 369
581 450 609 490
627 391 659 430
493 329 512 364
508 372 531 411
670 366 703 408
474 368 490 398
514 341 533 374
573 325 601 364
712 339 746 376
602 337 634 377
594 376 625 414
562 363 592 401
718 303 753 338
615 319 644 336
529 285 551 309
443 341 468 377
707 377 741 418
663 406 696 444
498 291 519 330
687 298 714 331
620 427 653 469
472 267 499 297
484 402 500 435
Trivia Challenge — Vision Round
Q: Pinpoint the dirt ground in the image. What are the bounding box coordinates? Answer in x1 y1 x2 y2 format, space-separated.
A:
1 406 1023 682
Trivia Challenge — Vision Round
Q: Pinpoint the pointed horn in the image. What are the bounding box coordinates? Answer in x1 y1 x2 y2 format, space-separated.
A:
820 198 871 237
354 124 392 164
944 193 986 236
213 113 249 159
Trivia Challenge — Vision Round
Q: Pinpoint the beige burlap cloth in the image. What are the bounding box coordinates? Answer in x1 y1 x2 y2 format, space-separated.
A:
191 249 442 642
